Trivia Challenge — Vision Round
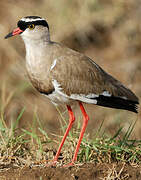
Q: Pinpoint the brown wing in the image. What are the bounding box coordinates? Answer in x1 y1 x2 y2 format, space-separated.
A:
51 46 138 102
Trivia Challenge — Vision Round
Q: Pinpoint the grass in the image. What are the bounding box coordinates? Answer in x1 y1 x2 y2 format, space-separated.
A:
78 126 141 164
0 86 140 168
63 118 141 165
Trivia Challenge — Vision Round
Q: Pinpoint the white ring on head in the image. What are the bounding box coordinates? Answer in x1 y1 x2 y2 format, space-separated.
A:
21 18 45 22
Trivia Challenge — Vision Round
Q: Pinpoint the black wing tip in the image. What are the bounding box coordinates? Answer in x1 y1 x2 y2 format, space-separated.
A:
92 95 139 113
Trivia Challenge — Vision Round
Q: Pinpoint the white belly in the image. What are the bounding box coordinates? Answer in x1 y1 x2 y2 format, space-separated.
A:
47 91 74 105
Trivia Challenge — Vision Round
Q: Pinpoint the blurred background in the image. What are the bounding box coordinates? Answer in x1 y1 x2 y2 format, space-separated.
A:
0 0 141 139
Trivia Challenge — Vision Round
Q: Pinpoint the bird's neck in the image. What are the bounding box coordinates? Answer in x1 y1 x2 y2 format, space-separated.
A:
22 36 51 60
23 37 50 81
21 30 50 51
24 36 50 49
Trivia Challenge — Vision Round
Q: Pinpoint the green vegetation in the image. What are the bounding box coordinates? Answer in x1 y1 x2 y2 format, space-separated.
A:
0 99 140 168
77 124 141 164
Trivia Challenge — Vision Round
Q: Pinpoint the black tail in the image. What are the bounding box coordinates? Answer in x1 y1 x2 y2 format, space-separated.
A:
93 95 139 113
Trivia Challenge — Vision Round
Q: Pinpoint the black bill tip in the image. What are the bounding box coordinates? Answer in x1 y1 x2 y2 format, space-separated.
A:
5 32 13 39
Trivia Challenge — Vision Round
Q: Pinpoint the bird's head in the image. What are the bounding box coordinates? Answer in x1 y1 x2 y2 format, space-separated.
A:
5 16 50 42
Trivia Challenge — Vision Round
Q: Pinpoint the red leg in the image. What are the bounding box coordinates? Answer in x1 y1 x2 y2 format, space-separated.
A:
52 105 75 163
64 102 89 167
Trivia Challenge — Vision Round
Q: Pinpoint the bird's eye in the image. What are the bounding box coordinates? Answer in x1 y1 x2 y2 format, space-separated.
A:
28 24 35 30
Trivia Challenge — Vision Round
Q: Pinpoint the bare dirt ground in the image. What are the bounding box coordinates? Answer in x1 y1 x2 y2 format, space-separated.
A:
0 163 140 180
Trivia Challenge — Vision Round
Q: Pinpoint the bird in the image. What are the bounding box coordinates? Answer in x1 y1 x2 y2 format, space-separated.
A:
5 16 139 166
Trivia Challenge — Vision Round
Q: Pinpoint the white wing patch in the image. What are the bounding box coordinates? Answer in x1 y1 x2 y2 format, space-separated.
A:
52 79 63 93
49 80 70 104
70 94 97 104
70 91 112 104
51 80 99 105
50 59 57 71
51 80 113 105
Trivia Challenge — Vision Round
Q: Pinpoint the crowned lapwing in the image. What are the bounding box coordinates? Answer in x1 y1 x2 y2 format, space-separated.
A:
5 16 139 166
